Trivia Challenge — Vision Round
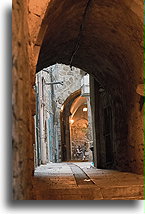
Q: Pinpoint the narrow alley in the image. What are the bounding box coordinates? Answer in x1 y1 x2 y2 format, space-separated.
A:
33 162 143 200
12 0 144 201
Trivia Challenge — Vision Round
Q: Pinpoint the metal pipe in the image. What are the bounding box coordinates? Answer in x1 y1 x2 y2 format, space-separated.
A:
44 81 63 86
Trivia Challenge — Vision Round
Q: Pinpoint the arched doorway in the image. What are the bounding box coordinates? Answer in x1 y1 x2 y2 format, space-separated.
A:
61 92 93 162
60 90 81 161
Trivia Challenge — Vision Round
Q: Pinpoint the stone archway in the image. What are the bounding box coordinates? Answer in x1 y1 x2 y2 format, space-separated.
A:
60 90 93 162
35 0 143 174
60 90 81 161
12 0 143 199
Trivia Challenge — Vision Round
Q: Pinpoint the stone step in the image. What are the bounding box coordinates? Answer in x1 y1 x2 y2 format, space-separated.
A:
100 185 144 199
33 185 143 200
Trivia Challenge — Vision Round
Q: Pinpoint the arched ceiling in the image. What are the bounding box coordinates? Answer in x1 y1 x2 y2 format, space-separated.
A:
70 96 87 117
36 0 143 92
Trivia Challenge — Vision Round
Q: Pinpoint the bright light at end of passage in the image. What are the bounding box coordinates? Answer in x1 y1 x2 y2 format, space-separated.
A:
83 107 88 112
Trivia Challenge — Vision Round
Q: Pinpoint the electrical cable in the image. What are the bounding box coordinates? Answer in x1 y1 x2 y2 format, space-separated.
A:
69 0 92 68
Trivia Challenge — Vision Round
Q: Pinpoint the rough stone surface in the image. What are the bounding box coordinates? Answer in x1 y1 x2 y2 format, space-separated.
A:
52 64 83 105
35 64 85 163
33 162 143 200
12 0 34 200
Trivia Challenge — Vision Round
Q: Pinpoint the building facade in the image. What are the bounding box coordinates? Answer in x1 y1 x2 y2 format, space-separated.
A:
34 64 93 166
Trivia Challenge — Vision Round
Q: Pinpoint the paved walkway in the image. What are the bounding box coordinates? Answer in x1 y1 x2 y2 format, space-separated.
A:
33 162 143 200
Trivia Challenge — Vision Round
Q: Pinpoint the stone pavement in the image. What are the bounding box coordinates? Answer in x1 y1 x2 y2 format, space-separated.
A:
33 162 144 200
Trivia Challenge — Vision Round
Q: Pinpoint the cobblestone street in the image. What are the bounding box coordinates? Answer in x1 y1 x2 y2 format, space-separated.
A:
33 162 143 200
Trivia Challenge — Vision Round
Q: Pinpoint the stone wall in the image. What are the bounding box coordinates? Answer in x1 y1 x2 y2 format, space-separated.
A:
35 70 54 165
98 90 129 170
12 0 35 199
35 64 84 162
90 77 144 174
48 64 84 161
52 64 83 107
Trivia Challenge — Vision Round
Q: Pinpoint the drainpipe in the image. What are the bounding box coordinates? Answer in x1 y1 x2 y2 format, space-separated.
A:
35 76 41 166
49 68 56 162
39 72 47 164
43 68 63 163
